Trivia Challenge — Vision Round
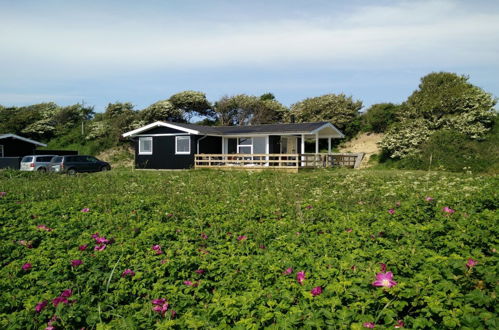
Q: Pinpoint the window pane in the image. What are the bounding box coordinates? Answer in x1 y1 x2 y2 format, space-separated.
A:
139 137 152 154
176 136 190 153
238 146 252 154
238 137 252 145
22 156 33 162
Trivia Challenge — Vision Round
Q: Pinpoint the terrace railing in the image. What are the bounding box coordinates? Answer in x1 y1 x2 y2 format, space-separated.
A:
194 153 364 170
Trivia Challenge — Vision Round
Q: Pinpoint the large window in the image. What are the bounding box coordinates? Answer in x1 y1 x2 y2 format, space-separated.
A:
237 137 253 154
175 136 191 155
139 137 153 155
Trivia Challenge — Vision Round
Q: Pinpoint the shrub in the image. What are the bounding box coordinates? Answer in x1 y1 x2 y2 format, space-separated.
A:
361 103 400 133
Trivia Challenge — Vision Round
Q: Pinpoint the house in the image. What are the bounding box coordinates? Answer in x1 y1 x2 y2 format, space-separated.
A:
0 134 48 169
122 121 364 171
0 134 47 158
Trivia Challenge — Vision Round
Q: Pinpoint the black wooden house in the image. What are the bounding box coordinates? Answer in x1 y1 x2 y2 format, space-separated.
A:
123 121 345 170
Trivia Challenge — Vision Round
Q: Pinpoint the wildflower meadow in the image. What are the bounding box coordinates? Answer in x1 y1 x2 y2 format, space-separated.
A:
0 169 497 329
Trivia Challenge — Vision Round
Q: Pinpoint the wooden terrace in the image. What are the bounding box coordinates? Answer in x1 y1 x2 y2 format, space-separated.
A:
194 153 364 172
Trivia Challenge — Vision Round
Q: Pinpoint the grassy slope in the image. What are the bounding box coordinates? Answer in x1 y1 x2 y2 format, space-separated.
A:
0 169 497 328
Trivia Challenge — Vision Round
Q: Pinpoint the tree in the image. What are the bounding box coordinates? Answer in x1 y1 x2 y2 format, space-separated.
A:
380 72 497 158
361 103 400 133
288 94 362 138
141 100 184 123
213 94 287 126
169 91 214 121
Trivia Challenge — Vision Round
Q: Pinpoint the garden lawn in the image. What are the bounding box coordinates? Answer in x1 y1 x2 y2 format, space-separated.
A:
0 169 497 329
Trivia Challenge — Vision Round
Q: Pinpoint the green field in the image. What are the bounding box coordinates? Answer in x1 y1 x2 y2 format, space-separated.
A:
0 169 497 329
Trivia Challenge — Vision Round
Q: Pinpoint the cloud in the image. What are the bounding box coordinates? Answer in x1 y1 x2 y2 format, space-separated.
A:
1 0 498 79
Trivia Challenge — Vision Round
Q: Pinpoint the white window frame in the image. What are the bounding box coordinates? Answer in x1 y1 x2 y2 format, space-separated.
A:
138 137 153 155
237 137 253 154
175 136 191 155
0 145 3 157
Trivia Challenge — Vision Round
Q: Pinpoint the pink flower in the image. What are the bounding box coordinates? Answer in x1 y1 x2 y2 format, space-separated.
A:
194 269 205 274
388 209 395 215
380 263 387 272
81 208 90 213
394 319 405 328
91 233 99 239
22 263 32 271
37 225 53 232
346 228 353 233
60 289 72 298
283 267 293 275
35 300 48 313
237 235 247 241
52 289 74 307
95 236 109 244
200 233 208 239
259 244 266 249
466 258 478 268
152 245 163 254
0 192 6 197
152 298 166 305
94 244 106 251
443 206 455 214
121 269 135 277
171 310 177 318
305 205 313 210
363 322 375 328
78 244 88 251
183 280 193 286
311 286 322 296
71 259 83 267
372 272 397 288
152 298 169 317
425 196 434 201
296 271 306 285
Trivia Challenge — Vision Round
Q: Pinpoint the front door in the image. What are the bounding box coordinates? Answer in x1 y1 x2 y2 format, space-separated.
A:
281 137 297 154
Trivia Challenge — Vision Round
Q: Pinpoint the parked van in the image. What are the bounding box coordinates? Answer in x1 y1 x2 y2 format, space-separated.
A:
20 155 57 172
49 155 111 175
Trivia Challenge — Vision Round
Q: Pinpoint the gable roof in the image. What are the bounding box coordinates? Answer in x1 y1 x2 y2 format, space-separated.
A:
0 134 47 147
122 121 344 138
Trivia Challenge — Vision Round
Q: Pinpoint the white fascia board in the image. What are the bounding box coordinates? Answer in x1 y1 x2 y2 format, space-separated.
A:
310 123 345 138
0 134 47 147
122 121 200 137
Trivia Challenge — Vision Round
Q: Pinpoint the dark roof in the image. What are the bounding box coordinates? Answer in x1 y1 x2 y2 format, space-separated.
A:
0 134 47 147
122 121 344 138
170 122 333 135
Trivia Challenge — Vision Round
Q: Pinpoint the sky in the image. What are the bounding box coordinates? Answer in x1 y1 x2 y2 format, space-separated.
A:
1 0 498 113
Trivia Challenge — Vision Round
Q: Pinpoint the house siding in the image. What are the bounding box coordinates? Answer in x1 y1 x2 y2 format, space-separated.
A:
1 138 37 157
135 135 198 169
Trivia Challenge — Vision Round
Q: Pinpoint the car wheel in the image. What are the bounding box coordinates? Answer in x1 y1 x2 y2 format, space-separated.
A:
37 167 46 172
67 168 77 176
101 166 109 172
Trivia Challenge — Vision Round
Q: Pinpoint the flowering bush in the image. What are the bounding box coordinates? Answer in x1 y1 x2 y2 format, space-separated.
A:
0 169 497 328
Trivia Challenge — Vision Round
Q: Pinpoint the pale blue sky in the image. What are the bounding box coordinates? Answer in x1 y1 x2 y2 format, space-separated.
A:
1 0 498 113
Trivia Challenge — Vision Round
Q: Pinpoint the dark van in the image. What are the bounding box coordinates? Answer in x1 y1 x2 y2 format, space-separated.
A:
49 155 111 175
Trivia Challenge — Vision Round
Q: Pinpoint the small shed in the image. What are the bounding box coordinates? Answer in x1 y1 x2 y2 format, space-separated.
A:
0 134 47 157
0 134 47 169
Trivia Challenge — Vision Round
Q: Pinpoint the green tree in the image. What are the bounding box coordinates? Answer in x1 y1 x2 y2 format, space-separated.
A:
169 91 213 121
361 103 400 133
213 94 287 126
380 72 497 158
288 94 362 138
141 100 184 123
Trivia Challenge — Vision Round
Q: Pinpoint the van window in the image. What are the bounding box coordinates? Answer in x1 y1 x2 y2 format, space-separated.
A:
36 156 53 162
21 156 33 162
52 157 63 163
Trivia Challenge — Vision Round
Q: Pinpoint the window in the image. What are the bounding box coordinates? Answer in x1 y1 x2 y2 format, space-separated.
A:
237 137 253 154
175 136 190 155
0 145 3 157
21 156 33 162
139 137 153 155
